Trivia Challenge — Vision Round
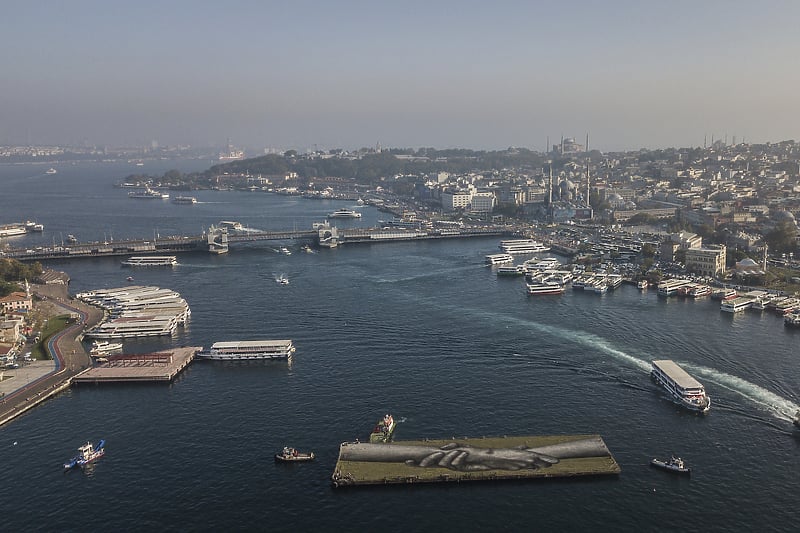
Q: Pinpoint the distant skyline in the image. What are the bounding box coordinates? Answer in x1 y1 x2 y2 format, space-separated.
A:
2 1 799 152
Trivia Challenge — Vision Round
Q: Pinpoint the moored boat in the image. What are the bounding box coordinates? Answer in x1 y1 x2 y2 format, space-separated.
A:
90 340 123 355
637 279 649 289
369 414 396 443
651 359 710 413
64 440 105 469
275 446 315 462
650 456 690 475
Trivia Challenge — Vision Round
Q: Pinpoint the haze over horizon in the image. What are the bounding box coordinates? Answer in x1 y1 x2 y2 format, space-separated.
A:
2 0 799 153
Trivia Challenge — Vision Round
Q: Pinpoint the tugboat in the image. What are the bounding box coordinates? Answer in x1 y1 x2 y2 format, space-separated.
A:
64 440 106 469
650 456 691 475
369 414 396 443
275 446 315 462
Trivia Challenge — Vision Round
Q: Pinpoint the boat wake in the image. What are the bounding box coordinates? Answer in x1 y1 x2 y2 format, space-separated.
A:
385 287 799 423
684 364 799 421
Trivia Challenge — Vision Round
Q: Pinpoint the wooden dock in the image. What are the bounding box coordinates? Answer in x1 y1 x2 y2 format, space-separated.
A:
331 434 620 488
72 346 200 384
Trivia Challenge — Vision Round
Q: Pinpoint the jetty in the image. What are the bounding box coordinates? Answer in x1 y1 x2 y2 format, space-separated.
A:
331 434 619 488
72 347 200 384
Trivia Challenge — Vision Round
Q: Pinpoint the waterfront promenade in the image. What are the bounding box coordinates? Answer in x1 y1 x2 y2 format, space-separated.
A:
0 283 102 427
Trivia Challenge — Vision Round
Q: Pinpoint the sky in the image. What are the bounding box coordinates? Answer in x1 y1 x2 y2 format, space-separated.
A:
2 0 799 152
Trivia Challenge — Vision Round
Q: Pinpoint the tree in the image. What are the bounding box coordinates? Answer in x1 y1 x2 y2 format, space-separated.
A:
765 220 799 255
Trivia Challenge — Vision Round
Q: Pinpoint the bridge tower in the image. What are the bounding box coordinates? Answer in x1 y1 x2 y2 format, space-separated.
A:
317 222 339 248
207 225 229 254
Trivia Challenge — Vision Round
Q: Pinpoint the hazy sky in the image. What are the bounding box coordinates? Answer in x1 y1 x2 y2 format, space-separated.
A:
2 0 799 152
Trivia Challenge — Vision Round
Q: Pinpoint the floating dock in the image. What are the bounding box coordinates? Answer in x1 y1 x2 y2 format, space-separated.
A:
72 346 200 384
331 434 620 488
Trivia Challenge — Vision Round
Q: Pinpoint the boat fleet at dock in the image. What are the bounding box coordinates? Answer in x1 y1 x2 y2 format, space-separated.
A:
78 285 190 339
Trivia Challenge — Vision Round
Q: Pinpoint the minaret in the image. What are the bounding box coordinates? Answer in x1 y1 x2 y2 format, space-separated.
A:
585 133 590 206
548 163 553 205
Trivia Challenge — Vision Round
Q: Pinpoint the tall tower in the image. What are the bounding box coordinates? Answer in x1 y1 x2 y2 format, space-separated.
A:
585 133 590 206
548 163 553 205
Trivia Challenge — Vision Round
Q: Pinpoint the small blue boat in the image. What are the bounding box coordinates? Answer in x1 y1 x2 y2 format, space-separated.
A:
64 440 105 469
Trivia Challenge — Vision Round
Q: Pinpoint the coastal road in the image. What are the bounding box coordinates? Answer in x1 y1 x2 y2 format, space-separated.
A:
0 283 102 426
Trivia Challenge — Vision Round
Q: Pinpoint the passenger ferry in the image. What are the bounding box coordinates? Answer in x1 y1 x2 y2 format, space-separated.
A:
651 360 711 413
688 285 711 298
526 281 565 295
711 288 737 300
497 265 526 276
657 279 692 297
0 223 27 237
172 196 197 204
128 187 169 199
485 253 514 265
720 297 753 313
327 209 362 219
121 256 178 267
196 340 296 360
498 239 550 255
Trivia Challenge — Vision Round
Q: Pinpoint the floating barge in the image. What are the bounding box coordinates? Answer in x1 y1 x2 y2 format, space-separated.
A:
331 434 619 488
72 346 200 384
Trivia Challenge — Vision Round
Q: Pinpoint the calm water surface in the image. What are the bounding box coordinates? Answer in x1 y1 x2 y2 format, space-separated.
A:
1 161 798 532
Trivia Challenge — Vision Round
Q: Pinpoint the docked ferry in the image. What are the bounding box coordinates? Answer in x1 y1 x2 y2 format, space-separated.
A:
651 360 711 413
485 253 514 265
121 256 178 267
499 239 550 255
196 340 296 360
526 281 565 295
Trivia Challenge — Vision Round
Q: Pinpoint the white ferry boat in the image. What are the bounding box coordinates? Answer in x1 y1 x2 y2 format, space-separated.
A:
496 265 526 276
485 253 514 265
172 196 197 204
121 256 178 267
499 239 550 255
651 360 711 413
657 279 692 297
0 223 27 237
526 281 565 295
328 209 362 219
688 285 711 298
129 187 169 199
196 340 296 360
720 297 752 313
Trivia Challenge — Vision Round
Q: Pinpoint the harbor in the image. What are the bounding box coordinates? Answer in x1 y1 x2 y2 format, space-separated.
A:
331 435 620 488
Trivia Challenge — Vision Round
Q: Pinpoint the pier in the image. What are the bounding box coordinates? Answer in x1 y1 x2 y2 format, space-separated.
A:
72 346 200 384
331 434 620 488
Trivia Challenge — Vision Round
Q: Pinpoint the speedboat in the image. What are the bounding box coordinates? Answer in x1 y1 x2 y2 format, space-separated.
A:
650 456 690 475
275 447 314 462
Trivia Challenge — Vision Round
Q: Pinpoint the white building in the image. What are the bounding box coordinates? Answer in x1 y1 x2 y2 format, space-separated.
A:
441 190 472 211
470 192 496 213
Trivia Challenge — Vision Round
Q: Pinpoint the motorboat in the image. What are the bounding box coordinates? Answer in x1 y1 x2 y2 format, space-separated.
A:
275 447 315 462
650 456 690 475
276 274 290 285
64 440 106 469
90 340 123 355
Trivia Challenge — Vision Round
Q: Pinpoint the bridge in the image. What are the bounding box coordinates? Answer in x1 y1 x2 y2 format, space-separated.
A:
2 222 508 262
